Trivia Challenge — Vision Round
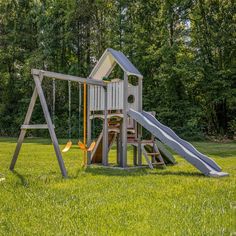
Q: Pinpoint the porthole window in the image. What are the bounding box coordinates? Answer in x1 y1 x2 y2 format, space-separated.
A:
128 94 135 104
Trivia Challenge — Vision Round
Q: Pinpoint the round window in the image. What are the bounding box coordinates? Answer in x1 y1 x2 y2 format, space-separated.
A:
128 95 135 104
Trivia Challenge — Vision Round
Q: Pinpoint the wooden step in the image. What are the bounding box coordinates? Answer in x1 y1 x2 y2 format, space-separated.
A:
127 129 135 134
108 121 121 125
108 128 120 133
146 152 160 156
108 125 120 129
153 162 165 165
90 113 123 120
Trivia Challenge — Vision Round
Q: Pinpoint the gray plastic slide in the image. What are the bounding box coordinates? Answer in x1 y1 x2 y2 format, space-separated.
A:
128 109 228 177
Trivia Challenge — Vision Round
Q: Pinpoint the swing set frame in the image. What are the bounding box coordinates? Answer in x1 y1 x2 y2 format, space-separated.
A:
9 69 107 178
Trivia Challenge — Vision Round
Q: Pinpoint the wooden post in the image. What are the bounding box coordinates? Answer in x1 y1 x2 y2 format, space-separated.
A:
10 74 43 171
87 84 91 165
116 133 120 165
118 120 123 166
102 86 108 166
133 145 137 165
117 130 123 166
121 72 128 167
141 144 154 169
33 75 67 177
137 126 142 166
137 77 143 166
83 82 87 166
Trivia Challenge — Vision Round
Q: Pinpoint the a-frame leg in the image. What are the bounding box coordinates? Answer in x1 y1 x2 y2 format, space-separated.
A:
141 144 154 169
10 74 67 178
10 76 43 171
33 75 67 177
153 143 166 167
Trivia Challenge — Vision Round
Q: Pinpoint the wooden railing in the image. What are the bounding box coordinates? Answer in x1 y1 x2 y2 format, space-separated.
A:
89 80 139 111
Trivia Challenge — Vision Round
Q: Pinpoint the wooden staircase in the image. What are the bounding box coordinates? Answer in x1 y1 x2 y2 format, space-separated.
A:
91 118 121 164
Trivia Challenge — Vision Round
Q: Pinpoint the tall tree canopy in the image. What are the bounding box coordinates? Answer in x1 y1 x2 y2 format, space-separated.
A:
0 0 235 139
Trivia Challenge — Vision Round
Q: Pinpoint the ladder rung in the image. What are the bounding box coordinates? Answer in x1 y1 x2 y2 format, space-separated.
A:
127 129 135 134
108 128 120 133
153 162 165 165
21 124 52 130
146 152 160 156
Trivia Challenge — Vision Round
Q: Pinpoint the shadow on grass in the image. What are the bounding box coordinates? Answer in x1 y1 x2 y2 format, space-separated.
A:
9 167 204 182
11 170 29 187
150 170 204 177
83 166 203 178
84 166 149 177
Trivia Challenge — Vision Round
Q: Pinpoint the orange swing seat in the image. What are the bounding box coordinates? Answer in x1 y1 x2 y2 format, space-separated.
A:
78 140 96 152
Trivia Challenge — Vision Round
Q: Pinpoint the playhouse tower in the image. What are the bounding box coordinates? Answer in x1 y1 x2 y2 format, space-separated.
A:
87 48 143 167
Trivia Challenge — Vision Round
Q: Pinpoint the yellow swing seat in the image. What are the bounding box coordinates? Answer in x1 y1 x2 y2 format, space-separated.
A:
62 140 72 153
87 141 96 152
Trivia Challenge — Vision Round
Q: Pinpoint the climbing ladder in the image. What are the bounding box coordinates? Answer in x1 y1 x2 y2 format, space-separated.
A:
131 141 165 169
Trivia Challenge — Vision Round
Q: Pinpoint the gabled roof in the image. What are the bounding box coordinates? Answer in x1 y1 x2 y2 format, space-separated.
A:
89 48 143 80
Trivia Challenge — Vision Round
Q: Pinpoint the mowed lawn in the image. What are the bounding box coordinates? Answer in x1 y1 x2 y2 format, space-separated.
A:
0 138 235 235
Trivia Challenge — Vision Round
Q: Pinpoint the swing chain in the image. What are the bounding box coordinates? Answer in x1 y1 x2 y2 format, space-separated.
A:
68 80 72 140
52 78 56 125
78 83 82 139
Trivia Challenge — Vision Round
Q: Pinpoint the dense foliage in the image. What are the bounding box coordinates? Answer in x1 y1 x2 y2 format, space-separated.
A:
0 0 235 139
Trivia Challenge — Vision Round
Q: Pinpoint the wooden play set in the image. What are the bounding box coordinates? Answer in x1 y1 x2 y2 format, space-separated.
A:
10 48 228 177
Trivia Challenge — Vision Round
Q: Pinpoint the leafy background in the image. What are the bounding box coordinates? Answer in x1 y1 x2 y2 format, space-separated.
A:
0 0 235 140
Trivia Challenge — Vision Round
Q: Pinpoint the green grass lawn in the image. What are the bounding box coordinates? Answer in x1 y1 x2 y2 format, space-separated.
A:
0 138 235 235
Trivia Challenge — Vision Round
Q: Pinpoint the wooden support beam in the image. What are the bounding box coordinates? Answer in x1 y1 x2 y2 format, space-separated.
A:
87 84 92 165
121 72 128 167
118 121 123 165
102 87 108 166
10 74 44 171
116 133 120 165
137 127 142 166
137 77 143 166
33 75 67 177
133 145 137 165
146 152 160 156
141 144 154 169
153 143 166 167
21 124 52 130
32 69 106 87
